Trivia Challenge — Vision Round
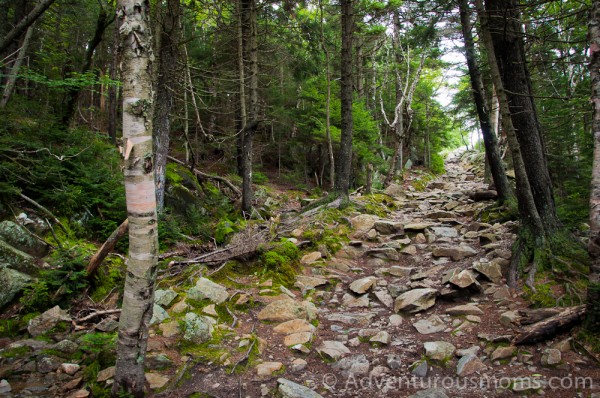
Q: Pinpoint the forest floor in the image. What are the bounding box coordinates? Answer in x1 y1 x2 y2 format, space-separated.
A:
1 151 599 398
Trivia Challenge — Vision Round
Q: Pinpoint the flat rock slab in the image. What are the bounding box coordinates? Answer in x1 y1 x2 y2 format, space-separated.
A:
395 288 438 313
317 340 350 360
413 315 446 334
445 304 484 316
258 299 313 322
188 277 228 304
325 312 376 326
295 276 328 289
424 341 456 361
349 276 377 294
256 361 283 376
28 306 72 337
273 319 316 335
278 378 325 398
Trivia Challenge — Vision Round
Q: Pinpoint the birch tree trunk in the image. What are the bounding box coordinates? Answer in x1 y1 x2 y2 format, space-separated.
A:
112 1 158 396
319 0 335 190
586 0 600 330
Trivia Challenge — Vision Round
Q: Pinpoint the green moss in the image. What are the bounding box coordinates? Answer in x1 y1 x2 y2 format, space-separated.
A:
91 255 125 302
0 345 31 359
523 282 557 308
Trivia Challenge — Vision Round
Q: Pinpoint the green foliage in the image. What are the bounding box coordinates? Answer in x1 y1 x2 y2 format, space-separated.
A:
90 255 125 302
214 218 236 245
21 241 95 312
429 153 446 175
252 171 269 184
258 239 301 287
79 332 117 356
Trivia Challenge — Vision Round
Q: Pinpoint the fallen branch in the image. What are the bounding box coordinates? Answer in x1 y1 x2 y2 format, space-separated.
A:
167 155 241 198
513 305 586 345
230 324 257 374
86 219 129 277
72 309 121 330
19 193 68 234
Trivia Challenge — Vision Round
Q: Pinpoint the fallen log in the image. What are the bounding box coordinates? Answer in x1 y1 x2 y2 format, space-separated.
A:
517 308 562 325
469 190 498 201
513 305 586 345
86 219 129 277
167 155 241 199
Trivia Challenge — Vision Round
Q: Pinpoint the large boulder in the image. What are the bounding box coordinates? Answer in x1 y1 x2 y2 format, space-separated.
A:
0 239 38 273
28 306 72 337
0 221 49 257
183 313 214 344
0 267 32 308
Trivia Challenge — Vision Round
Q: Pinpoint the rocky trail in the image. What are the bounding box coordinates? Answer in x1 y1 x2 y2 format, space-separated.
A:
1 152 599 398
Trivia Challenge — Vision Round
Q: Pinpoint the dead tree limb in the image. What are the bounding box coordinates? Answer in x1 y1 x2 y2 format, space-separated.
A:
167 155 241 198
86 219 129 277
19 193 68 234
513 305 586 345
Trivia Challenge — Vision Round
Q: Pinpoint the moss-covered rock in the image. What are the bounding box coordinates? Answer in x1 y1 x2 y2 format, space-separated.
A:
0 267 32 309
0 221 49 257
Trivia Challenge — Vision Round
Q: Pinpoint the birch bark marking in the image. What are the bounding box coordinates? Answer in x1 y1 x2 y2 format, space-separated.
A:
112 1 158 397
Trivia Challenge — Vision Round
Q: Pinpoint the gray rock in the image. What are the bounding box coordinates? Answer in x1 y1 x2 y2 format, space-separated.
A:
37 356 61 373
278 378 324 398
332 354 370 376
349 276 377 294
187 277 228 304
431 226 458 238
456 354 486 376
94 317 119 332
445 304 483 316
0 221 49 257
296 276 328 290
317 341 350 360
366 247 400 261
28 306 72 337
387 354 402 370
52 339 79 355
374 220 404 235
183 313 214 344
370 331 391 345
411 360 428 377
342 293 370 308
448 270 480 290
472 261 503 283
491 346 516 361
499 310 520 326
412 315 446 334
0 267 32 308
394 288 437 313
541 348 561 366
374 290 394 309
388 266 414 277
149 304 170 326
404 223 434 232
388 283 409 298
407 388 449 398
424 341 456 361
432 245 477 261
456 346 480 357
0 379 11 394
154 289 178 307
0 239 37 273
325 312 375 326
258 299 309 322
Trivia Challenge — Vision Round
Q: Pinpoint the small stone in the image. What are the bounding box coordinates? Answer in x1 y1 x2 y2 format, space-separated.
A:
412 315 446 335
394 288 438 313
66 390 90 398
145 373 170 389
301 251 322 264
278 378 324 398
256 362 283 376
466 315 481 323
491 346 516 361
0 379 11 394
60 363 81 375
473 261 503 283
411 360 428 378
387 354 402 370
389 314 404 326
188 277 229 304
374 290 394 309
284 332 313 346
456 346 480 357
374 220 404 235
258 299 309 322
401 245 418 255
154 289 178 307
183 313 214 344
445 304 484 316
97 366 116 382
342 293 370 307
159 321 180 338
316 341 350 360
170 300 189 313
295 276 328 290
150 304 170 326
332 354 370 376
27 305 72 337
388 266 414 277
541 348 562 366
448 270 480 290
370 331 391 345
349 276 377 294
424 341 456 361
94 317 119 332
290 358 307 372
407 388 449 398
37 356 61 373
456 355 486 376
52 339 79 354
274 319 315 334
499 310 520 326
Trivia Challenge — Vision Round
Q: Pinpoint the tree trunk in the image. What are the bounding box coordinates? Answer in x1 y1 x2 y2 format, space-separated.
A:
108 13 121 145
458 0 512 203
587 0 600 331
112 1 158 397
476 0 545 286
335 0 354 199
0 0 55 55
0 24 33 108
319 0 335 190
485 0 559 232
153 0 181 214
63 1 113 125
236 0 247 177
241 0 258 214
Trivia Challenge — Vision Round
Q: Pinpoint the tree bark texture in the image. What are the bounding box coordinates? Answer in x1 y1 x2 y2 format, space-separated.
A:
587 0 600 331
112 1 158 397
335 0 354 198
241 0 258 214
458 0 512 203
153 0 181 214
485 0 559 231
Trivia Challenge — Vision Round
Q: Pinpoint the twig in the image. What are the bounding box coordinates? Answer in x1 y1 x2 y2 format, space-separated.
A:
76 309 121 323
45 218 62 249
207 262 228 277
167 155 241 198
19 193 68 234
230 326 256 375
225 304 238 328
